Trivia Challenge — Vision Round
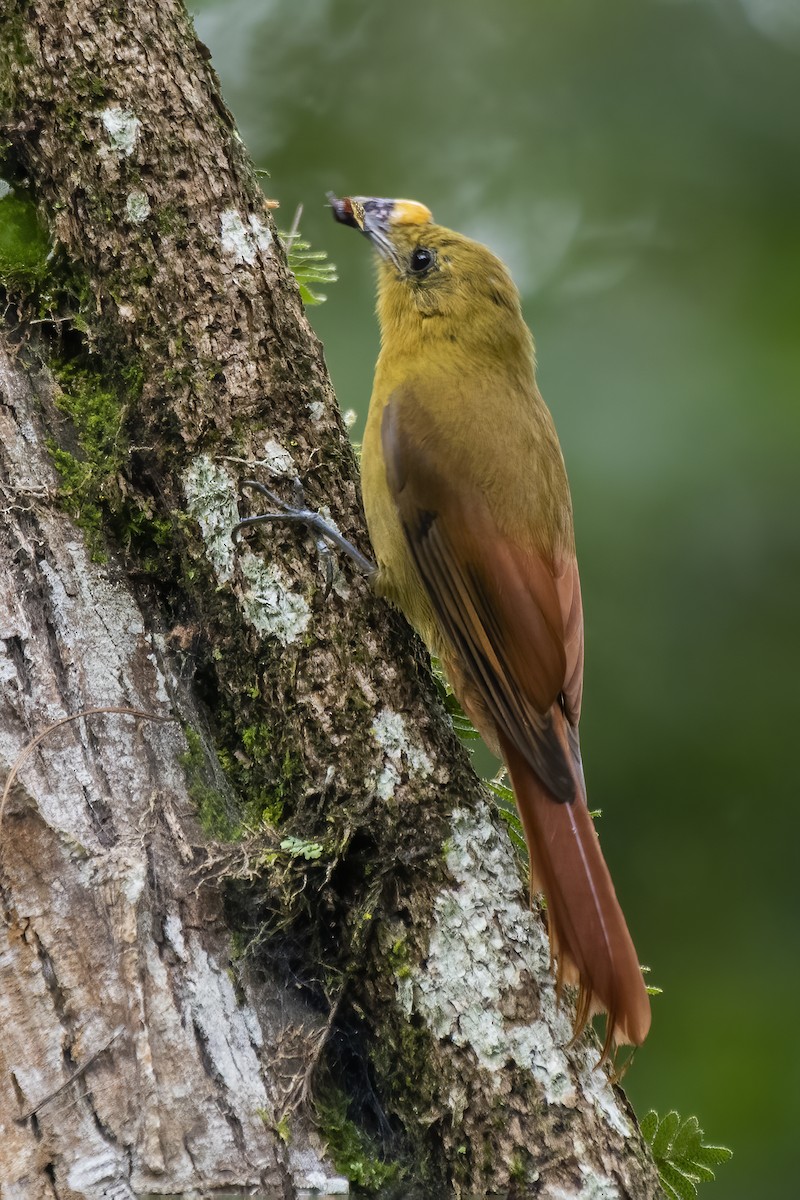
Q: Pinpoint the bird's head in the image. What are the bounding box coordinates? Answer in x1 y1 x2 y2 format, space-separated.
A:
329 193 533 365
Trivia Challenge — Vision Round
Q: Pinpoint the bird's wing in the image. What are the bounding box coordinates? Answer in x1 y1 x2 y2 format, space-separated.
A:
382 386 651 1052
382 387 584 803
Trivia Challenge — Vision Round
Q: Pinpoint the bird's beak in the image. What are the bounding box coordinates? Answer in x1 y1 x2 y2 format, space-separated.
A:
327 193 432 268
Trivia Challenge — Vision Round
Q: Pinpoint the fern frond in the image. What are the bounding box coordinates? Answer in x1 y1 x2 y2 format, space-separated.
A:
279 204 337 305
641 1110 732 1198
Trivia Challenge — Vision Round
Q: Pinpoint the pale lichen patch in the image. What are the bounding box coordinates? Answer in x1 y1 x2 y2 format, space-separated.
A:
183 455 311 644
308 399 325 422
410 803 632 1128
575 1043 632 1138
125 189 150 223
370 708 433 800
396 974 414 1018
99 107 141 156
262 437 295 476
182 454 239 582
550 1172 623 1200
239 555 311 645
249 213 273 254
220 209 273 266
118 857 147 910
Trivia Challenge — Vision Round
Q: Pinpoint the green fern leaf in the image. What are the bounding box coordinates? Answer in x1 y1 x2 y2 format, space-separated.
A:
670 1115 701 1158
430 657 481 741
658 1161 698 1200
284 237 338 304
692 1145 734 1168
278 207 338 305
640 966 663 997
684 1163 716 1184
652 1111 682 1159
497 809 528 860
487 778 528 863
446 698 481 740
486 779 514 807
641 1109 732 1196
639 1110 659 1142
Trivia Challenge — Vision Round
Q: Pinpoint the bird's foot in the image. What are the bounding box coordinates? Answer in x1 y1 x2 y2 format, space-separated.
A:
231 478 375 598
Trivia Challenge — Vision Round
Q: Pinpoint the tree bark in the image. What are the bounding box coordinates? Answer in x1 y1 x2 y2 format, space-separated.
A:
0 2 662 1197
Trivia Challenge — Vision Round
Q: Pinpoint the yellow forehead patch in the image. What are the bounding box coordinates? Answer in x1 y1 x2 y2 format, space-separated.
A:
391 199 433 226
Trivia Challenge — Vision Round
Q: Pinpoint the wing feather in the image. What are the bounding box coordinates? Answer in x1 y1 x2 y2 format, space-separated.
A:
382 391 580 801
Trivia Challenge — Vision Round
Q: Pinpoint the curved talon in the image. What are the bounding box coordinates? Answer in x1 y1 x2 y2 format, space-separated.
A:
317 537 335 599
240 478 288 510
230 478 376 585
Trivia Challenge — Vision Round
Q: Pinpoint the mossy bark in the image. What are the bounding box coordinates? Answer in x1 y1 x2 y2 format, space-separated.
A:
0 2 662 1196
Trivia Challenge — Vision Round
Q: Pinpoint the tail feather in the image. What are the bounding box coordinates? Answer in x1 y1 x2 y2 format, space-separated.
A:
498 727 651 1054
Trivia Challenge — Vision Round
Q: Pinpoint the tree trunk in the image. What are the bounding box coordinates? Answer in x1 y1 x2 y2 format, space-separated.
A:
0 2 661 1197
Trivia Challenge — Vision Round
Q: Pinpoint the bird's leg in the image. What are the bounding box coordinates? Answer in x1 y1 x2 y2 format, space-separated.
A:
231 479 375 597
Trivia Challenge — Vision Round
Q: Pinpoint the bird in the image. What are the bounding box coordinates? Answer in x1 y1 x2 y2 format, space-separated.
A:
328 194 651 1055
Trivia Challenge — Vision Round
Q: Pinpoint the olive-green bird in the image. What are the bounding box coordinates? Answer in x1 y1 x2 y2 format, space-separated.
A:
329 194 650 1053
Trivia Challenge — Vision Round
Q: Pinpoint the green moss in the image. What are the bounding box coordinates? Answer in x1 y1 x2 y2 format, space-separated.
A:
509 1152 528 1182
178 712 313 841
241 722 271 760
122 507 174 574
0 192 51 291
261 794 285 826
36 255 94 331
230 930 249 961
218 722 306 829
368 1013 440 1192
395 1018 437 1105
119 358 145 398
155 203 189 239
72 69 107 103
46 358 178 566
47 363 127 556
316 1080 401 1193
387 937 411 980
179 725 238 840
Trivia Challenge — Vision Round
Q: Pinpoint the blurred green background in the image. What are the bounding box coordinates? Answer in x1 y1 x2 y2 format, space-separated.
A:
192 0 799 1194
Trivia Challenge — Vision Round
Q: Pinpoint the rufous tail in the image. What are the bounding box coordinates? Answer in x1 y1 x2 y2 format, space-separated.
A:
498 729 651 1055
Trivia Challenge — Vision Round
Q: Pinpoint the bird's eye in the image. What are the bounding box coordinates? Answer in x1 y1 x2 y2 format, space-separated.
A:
409 247 434 274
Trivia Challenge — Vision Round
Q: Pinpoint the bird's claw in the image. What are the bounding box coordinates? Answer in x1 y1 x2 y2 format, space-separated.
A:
316 536 335 599
231 478 375 592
